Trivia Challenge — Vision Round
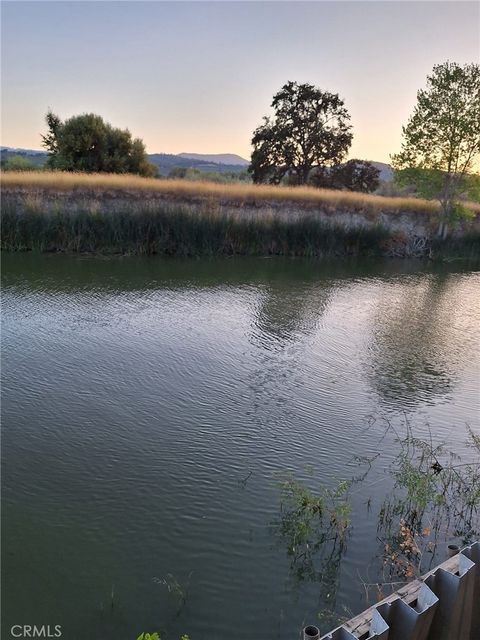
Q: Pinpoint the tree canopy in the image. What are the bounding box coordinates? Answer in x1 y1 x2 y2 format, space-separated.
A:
41 112 157 177
309 159 380 193
391 61 480 229
248 81 353 185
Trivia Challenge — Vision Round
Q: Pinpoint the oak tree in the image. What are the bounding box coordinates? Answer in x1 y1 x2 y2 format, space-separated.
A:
249 81 353 185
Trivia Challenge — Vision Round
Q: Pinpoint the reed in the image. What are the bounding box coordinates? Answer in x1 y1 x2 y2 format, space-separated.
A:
431 231 480 260
0 197 392 257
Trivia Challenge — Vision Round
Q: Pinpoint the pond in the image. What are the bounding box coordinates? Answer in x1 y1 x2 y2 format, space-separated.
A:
2 254 479 640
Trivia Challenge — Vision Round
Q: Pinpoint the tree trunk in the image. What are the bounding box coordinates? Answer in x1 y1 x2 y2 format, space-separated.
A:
299 165 310 185
437 196 451 239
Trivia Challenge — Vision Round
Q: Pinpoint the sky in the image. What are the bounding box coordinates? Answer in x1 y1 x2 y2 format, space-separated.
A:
1 1 479 163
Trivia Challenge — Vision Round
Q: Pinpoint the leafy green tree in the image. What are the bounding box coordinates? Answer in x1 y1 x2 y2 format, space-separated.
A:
249 81 353 185
42 111 62 157
42 111 157 177
391 62 480 235
465 173 480 202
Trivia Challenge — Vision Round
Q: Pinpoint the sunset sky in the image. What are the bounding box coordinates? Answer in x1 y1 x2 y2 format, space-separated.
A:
1 1 479 163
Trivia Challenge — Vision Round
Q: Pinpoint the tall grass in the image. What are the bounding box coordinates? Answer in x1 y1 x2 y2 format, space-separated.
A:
431 231 480 261
2 172 478 258
0 198 392 257
4 169 477 214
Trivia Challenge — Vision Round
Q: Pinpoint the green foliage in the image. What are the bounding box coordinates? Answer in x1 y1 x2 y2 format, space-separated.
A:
450 201 476 225
42 111 61 156
1 154 38 171
464 173 480 202
168 167 251 184
275 421 479 607
278 475 352 562
394 168 480 214
395 456 437 511
394 167 446 200
41 111 157 177
391 61 480 225
249 81 353 185
275 472 352 615
375 423 480 590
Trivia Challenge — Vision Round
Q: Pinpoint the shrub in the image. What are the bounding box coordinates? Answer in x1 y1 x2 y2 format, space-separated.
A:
41 111 157 177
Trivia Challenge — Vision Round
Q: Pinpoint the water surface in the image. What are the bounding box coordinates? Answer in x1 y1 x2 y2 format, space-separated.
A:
2 254 479 640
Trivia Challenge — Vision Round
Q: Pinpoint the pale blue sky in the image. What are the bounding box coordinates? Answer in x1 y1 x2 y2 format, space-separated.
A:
1 1 479 162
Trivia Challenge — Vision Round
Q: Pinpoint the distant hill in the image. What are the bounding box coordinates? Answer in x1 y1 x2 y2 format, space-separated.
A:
147 153 247 176
1 146 48 155
178 153 249 166
1 147 48 168
0 147 248 176
0 146 394 182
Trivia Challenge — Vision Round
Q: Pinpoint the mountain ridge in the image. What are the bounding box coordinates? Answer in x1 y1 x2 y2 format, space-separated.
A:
178 152 249 166
0 147 393 181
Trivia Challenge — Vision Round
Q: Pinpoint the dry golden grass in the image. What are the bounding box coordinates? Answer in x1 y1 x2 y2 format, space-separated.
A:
2 170 479 215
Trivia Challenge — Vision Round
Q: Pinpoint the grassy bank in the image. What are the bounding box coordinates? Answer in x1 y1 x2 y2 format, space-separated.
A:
4 169 476 213
1 172 479 259
0 198 393 257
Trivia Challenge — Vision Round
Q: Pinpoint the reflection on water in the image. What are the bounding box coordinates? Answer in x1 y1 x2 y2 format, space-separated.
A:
252 278 332 347
1 254 479 640
248 280 333 450
368 273 477 408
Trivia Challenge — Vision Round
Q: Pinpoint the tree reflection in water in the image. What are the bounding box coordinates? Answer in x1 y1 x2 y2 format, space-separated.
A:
367 273 473 408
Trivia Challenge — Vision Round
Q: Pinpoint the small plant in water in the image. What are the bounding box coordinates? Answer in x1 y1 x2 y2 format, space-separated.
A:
274 473 353 630
370 422 480 596
152 572 193 615
317 605 353 632
277 474 351 565
275 420 480 613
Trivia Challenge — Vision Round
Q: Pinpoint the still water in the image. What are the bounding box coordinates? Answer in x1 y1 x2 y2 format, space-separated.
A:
2 255 479 640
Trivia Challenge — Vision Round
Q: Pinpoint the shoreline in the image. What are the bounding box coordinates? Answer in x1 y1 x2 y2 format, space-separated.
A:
2 175 479 260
